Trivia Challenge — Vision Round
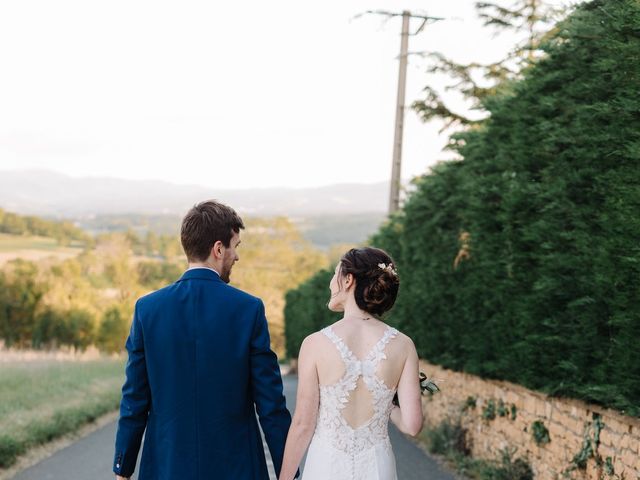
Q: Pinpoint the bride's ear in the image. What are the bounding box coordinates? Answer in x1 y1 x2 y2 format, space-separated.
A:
345 273 355 290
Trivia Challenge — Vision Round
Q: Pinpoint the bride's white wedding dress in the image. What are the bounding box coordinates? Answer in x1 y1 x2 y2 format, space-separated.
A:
302 325 399 480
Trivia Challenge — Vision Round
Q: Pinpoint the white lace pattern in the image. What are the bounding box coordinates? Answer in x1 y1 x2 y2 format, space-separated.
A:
301 325 399 480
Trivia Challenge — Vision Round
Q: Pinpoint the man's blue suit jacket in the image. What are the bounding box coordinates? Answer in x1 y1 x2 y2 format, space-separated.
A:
113 268 293 479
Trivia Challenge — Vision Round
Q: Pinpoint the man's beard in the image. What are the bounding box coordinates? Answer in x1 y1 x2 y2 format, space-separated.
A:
220 262 233 284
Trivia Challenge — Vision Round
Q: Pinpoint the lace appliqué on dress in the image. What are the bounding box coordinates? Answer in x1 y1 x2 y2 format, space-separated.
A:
314 326 399 455
302 325 400 479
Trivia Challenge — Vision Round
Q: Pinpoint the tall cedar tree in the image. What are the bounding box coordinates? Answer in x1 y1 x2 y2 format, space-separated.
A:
285 0 640 416
412 0 565 131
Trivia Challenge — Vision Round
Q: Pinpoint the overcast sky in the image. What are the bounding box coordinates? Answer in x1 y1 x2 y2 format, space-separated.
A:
0 0 574 190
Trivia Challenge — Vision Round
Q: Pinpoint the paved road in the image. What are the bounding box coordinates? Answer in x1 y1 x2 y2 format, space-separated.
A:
12 375 456 480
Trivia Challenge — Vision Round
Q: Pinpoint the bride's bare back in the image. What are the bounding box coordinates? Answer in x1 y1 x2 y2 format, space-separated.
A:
313 319 411 429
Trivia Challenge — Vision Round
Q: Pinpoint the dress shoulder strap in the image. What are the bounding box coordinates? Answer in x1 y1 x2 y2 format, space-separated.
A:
366 327 399 364
322 325 399 364
321 326 354 361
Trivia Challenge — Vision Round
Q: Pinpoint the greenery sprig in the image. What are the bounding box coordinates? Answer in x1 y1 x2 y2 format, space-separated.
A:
392 371 440 406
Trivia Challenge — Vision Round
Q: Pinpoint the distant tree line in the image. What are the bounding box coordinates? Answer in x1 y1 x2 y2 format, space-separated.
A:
0 217 326 356
0 208 89 246
284 0 640 416
0 244 181 353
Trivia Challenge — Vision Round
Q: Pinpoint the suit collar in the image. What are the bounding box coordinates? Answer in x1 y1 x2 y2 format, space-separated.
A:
178 268 224 283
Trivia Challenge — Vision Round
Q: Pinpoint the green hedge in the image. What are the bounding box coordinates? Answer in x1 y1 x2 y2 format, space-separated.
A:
284 0 640 416
284 269 340 359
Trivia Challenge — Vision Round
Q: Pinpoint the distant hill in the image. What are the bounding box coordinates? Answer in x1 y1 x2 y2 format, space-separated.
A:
0 169 391 217
0 169 398 248
73 212 387 250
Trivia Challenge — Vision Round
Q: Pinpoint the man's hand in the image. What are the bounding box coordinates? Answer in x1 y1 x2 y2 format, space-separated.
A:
115 476 129 480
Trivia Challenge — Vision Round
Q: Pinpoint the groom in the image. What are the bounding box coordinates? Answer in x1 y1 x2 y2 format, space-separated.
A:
113 200 295 480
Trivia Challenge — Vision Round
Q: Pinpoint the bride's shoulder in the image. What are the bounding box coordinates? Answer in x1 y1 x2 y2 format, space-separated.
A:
388 327 417 350
302 330 325 343
299 329 330 354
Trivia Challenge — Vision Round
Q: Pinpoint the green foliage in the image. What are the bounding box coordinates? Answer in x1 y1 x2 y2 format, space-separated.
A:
137 261 182 289
604 456 615 476
531 420 550 445
64 309 96 351
474 449 534 480
97 305 131 353
233 217 328 356
0 231 158 351
74 213 182 236
32 308 67 349
1 216 324 354
0 359 123 468
31 308 98 351
423 417 470 456
107 229 183 260
421 418 533 480
464 396 477 411
566 413 605 472
294 213 385 249
75 212 384 251
466 0 637 408
482 399 497 421
284 268 340 358
0 260 44 348
497 399 508 417
0 435 23 469
0 208 88 246
284 0 640 416
413 0 566 130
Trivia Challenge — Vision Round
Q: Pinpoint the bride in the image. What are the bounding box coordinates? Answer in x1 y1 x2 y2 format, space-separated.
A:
278 247 424 480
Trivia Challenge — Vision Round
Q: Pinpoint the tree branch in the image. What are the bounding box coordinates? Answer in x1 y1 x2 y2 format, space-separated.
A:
355 10 445 35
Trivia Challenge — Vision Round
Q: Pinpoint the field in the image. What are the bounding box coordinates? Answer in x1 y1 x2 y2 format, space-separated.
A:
0 354 124 468
0 234 82 265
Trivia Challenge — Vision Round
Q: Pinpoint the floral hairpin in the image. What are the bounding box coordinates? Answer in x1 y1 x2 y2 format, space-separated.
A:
378 262 398 276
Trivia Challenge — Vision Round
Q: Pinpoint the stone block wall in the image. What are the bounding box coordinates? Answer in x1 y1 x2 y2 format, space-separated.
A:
419 360 640 479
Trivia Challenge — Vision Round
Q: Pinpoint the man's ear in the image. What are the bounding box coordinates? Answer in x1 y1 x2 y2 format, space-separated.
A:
211 240 225 260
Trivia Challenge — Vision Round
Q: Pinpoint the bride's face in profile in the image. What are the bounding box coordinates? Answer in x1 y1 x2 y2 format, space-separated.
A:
328 262 352 312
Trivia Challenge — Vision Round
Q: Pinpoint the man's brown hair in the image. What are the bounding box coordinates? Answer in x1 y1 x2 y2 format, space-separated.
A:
180 200 245 262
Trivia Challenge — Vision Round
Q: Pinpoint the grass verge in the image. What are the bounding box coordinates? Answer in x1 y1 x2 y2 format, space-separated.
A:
0 358 123 468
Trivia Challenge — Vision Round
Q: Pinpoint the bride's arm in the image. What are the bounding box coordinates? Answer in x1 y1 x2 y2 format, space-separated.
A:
390 337 424 436
279 334 320 480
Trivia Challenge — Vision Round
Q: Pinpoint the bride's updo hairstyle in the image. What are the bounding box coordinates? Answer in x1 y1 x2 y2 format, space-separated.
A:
339 247 400 317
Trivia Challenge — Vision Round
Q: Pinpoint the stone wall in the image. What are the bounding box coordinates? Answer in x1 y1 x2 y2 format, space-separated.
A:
419 360 640 480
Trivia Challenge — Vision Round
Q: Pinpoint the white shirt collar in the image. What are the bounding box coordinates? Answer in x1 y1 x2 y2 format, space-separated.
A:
186 266 220 276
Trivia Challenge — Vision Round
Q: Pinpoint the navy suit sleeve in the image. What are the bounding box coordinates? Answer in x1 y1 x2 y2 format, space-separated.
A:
113 300 151 477
250 299 294 478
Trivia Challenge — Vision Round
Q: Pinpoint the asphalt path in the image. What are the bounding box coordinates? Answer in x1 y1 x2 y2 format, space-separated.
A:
11 375 457 480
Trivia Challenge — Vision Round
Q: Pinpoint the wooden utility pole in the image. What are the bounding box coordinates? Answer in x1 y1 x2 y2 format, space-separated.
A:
359 10 444 214
388 11 410 215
